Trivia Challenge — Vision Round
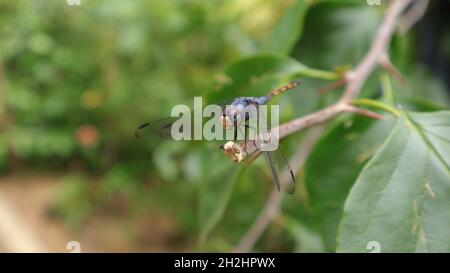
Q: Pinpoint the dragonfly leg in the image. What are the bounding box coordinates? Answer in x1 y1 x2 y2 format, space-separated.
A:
244 123 258 150
244 124 257 138
233 115 238 141
245 150 262 166
237 125 247 150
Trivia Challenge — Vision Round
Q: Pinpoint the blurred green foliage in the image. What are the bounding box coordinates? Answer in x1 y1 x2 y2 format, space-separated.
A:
0 0 449 252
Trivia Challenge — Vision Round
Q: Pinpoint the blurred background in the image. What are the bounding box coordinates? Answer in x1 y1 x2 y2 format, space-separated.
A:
0 0 449 252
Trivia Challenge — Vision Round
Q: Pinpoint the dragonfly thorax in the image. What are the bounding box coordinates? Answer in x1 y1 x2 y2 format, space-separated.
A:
221 97 263 129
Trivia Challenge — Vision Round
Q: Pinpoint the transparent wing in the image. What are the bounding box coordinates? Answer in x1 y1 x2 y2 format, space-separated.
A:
135 117 182 140
135 99 235 140
255 106 296 194
265 147 296 194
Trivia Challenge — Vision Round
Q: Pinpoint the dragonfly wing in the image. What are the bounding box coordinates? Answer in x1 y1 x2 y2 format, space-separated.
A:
265 151 280 191
135 99 236 141
135 117 182 140
264 146 296 194
251 105 295 193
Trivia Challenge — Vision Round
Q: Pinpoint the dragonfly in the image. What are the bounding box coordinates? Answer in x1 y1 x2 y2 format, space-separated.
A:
135 80 301 193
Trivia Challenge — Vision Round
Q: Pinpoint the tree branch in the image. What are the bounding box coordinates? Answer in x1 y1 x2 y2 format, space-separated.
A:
340 0 412 102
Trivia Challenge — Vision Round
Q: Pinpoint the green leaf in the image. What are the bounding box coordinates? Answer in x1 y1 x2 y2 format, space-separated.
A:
337 111 450 252
282 213 325 253
394 66 450 110
293 4 380 68
305 116 395 251
211 54 336 103
406 97 450 112
198 150 246 246
263 0 310 54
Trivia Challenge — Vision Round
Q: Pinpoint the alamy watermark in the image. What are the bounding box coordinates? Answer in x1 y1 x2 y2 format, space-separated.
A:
164 97 280 151
366 0 382 6
66 241 81 253
366 241 381 253
66 0 81 6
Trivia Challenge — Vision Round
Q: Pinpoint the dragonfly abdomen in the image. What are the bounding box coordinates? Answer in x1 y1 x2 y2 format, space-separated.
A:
267 80 301 100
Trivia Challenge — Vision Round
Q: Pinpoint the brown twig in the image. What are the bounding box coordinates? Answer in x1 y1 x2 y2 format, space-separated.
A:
379 52 407 84
343 104 385 120
227 0 414 252
221 102 380 163
340 0 412 102
318 77 347 95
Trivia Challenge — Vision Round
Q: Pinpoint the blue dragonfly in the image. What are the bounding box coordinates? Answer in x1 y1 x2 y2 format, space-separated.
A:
135 80 301 193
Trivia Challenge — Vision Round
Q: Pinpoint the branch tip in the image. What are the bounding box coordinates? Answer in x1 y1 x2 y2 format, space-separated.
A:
345 105 385 120
379 53 407 84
